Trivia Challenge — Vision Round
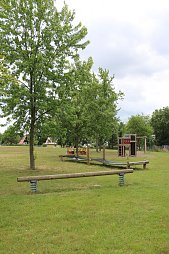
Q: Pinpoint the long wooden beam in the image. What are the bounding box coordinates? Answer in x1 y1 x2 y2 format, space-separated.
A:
17 169 133 182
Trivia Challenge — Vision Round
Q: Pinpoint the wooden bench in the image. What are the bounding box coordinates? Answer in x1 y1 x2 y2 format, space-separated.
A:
17 169 134 192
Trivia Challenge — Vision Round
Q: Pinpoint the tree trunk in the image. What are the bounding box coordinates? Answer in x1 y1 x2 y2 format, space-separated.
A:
29 75 36 170
96 137 102 152
99 137 102 151
75 135 79 156
30 121 35 170
96 137 99 152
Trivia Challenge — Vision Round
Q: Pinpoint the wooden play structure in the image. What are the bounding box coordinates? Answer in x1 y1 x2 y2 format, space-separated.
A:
59 146 149 169
118 134 137 157
60 146 90 164
67 147 87 155
17 146 149 192
17 168 134 192
137 136 147 153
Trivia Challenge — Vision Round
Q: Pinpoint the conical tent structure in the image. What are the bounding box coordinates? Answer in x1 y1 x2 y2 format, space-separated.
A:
18 135 28 145
44 137 56 146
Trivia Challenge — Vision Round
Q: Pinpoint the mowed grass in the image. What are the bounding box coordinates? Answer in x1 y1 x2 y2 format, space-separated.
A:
0 146 169 254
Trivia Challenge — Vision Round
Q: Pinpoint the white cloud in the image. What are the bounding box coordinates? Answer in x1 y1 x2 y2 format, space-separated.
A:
116 72 169 121
57 0 169 121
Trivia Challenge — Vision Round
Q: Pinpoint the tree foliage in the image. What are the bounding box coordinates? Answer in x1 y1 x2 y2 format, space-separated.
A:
125 114 154 149
53 58 122 151
151 107 169 145
56 57 94 148
0 0 89 169
1 125 23 145
87 68 122 149
125 114 153 137
0 56 18 88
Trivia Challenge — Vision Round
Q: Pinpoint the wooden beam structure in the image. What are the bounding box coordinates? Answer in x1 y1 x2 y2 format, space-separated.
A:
17 169 133 182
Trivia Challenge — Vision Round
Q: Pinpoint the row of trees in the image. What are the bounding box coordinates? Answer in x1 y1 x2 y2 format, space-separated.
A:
120 107 169 148
1 106 169 148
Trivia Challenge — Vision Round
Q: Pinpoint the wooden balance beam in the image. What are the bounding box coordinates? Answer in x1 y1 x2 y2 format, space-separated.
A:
59 146 149 169
17 169 134 192
127 160 149 169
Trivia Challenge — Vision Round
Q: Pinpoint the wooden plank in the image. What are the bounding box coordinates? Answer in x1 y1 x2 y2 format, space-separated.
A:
17 169 133 182
128 161 149 166
128 160 149 169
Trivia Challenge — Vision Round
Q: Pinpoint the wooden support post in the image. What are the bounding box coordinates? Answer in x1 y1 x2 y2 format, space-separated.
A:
59 155 64 161
87 146 90 165
103 145 105 161
144 136 147 153
123 145 125 157
127 161 130 169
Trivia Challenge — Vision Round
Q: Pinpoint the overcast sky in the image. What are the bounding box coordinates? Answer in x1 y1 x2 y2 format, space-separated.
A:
58 0 169 122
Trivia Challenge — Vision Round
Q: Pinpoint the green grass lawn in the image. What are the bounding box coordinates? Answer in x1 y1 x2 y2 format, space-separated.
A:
0 146 169 254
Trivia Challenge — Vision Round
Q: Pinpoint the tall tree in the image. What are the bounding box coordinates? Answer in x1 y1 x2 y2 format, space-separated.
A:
151 107 169 145
125 114 153 149
56 57 94 153
88 68 122 150
56 63 122 152
0 0 89 169
125 114 153 137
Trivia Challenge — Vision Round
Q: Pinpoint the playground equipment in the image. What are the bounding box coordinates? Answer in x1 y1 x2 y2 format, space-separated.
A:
17 168 134 192
59 146 149 169
17 145 149 192
59 146 90 164
118 134 137 157
137 136 147 153
67 147 87 155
